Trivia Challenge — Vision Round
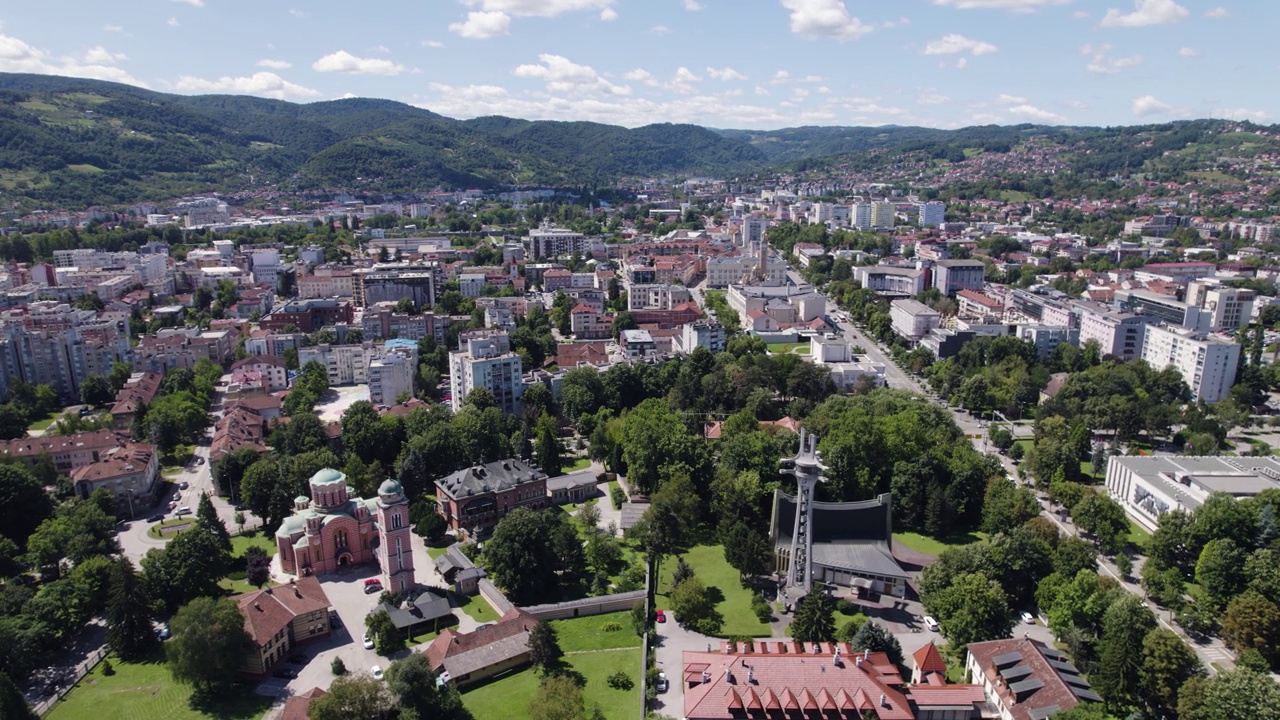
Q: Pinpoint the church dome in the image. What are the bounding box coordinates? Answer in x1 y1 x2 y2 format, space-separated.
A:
378 478 404 497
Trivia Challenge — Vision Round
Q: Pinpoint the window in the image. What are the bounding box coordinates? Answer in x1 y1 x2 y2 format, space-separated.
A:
392 512 402 530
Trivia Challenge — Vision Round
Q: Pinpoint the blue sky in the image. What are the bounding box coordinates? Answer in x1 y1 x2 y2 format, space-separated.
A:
0 1 1273 130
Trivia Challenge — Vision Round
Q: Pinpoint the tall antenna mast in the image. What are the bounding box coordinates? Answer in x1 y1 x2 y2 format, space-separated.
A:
780 428 829 593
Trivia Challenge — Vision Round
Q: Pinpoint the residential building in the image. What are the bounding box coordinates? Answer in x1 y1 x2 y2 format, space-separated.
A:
932 259 985 296
109 371 162 429
547 469 598 504
569 304 612 339
871 202 896 230
676 319 726 354
260 298 353 333
681 642 931 720
852 202 873 229
627 284 692 311
741 216 769 245
276 470 416 593
69 442 160 516
528 224 589 260
1140 324 1241 403
230 356 289 392
360 306 446 345
919 201 946 228
449 330 523 415
1018 325 1080 359
620 329 657 358
957 290 1004 320
1186 280 1255 331
1114 289 1211 332
0 429 133 475
434 458 548 533
244 331 306 358
298 343 376 385
234 576 332 676
250 249 281 287
965 638 1101 720
423 608 540 686
1075 302 1153 362
1106 455 1280 531
890 299 941 343
356 267 436 310
368 344 416 405
297 267 354 299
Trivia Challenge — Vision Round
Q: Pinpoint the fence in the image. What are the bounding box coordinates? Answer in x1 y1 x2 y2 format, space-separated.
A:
521 590 645 620
33 645 108 717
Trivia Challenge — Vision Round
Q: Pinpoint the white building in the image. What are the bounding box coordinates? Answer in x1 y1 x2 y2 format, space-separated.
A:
1186 281 1256 331
1140 325 1242 403
677 319 726 354
852 203 873 230
808 336 886 390
1106 455 1280 532
889 299 941 342
1075 302 1153 362
919 201 946 229
528 224 589 260
741 216 769 246
871 202 895 230
250 249 281 287
369 348 416 405
449 331 523 415
298 343 376 385
856 266 926 296
932 259 985 296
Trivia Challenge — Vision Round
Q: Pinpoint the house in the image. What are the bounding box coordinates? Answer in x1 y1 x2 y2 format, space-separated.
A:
911 642 947 684
551 342 609 368
422 608 540 686
375 589 455 638
230 356 289 392
234 577 332 676
434 546 485 596
109 372 162 430
211 405 268 461
69 442 160 516
547 469 598 504
434 458 549 534
965 637 1101 720
280 688 327 720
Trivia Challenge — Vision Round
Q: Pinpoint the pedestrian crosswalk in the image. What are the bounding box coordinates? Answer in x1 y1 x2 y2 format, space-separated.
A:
1199 643 1234 670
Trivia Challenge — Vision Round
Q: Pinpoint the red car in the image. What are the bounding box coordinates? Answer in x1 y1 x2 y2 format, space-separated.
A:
655 609 666 623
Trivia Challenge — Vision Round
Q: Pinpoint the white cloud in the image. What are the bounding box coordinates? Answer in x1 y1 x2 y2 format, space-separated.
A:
995 93 1028 104
769 70 823 84
0 32 149 87
779 0 873 40
288 8 310 17
1211 108 1267 121
933 0 1067 9
706 66 747 81
1205 6 1228 17
684 0 704 9
449 11 511 39
1008 104 1066 123
312 50 405 76
167 17 180 26
83 46 127 65
955 57 968 69
175 72 321 101
369 45 391 54
461 0 615 17
1066 100 1090 111
103 23 123 32
1100 0 1188 28
513 53 630 95
623 68 660 85
257 58 292 69
923 34 998 55
1178 47 1201 57
754 86 770 96
1081 43 1143 74
600 7 617 20
650 25 672 35
172 0 203 6
422 40 445 47
670 67 701 94
917 93 951 105
1132 94 1173 117
1072 10 1090 18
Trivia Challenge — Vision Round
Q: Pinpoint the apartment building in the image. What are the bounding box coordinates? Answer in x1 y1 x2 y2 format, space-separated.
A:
1075 302 1153 362
932 259 985 296
369 343 417 405
297 266 355 299
919 201 946 228
1186 280 1255 331
360 305 447 345
260 298 353 333
871 202 896 230
449 330 524 415
298 343 378 386
355 267 437 310
1140 325 1242 403
528 224 589 260
1018 325 1080 358
676 319 726 354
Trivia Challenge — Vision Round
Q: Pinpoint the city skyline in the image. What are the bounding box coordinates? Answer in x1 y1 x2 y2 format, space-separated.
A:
0 0 1273 130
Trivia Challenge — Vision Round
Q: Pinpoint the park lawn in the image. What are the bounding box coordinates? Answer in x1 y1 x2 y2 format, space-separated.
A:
463 648 641 720
551 612 641 652
426 545 448 559
456 593 502 624
46 652 271 720
893 531 987 557
27 412 62 433
564 456 592 472
767 342 810 355
230 531 276 557
147 518 197 540
659 545 773 638
1127 519 1152 552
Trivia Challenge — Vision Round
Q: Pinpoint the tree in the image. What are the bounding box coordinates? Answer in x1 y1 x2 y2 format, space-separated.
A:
618 398 708 495
244 546 271 588
105 559 156 661
528 621 563 674
1071 493 1130 555
384 653 468 720
981 477 1040 535
140 524 228 609
790 591 836 643
1053 536 1099 579
211 447 260 498
411 506 449 544
485 508 565 605
534 413 563 476
1093 594 1156 711
0 464 53 548
1139 627 1204 720
1178 668 1280 720
925 572 1014 648
195 492 232 558
1220 590 1280 668
722 522 772 580
1149 508 1197 577
1196 538 1249 608
309 674 396 720
529 674 586 720
668 577 717 633
166 597 252 695
1245 548 1280 605
628 474 701 561
0 670 35 720
365 609 403 655
849 621 905 668
670 556 695 591
341 401 387 465
239 458 294 533
79 375 114 407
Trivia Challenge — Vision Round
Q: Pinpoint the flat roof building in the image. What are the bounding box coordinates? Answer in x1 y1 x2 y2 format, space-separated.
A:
1106 455 1280 531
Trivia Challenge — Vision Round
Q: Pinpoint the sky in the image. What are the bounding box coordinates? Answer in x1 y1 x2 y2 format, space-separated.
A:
0 0 1274 131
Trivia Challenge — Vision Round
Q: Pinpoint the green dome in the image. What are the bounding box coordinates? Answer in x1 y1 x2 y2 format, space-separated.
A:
379 478 403 496
311 468 346 486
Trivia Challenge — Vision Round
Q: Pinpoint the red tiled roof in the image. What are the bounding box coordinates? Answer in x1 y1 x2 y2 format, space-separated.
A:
966 637 1086 720
234 577 331 648
423 608 537 671
280 688 326 720
912 642 947 677
906 685 987 706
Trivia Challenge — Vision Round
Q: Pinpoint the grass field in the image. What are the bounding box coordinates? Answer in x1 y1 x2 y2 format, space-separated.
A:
767 342 811 355
1127 519 1152 552
893 531 988 557
456 593 502 625
463 648 641 720
27 412 62 432
464 613 641 720
658 545 772 637
564 456 592 472
46 652 272 720
426 545 448 559
146 518 196 539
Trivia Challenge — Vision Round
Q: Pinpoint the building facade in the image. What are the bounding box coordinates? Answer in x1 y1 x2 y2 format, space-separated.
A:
434 458 549 533
449 331 524 415
890 299 941 342
1140 325 1241 403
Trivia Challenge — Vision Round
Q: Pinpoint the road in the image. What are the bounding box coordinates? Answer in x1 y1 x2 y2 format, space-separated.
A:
785 263 1237 676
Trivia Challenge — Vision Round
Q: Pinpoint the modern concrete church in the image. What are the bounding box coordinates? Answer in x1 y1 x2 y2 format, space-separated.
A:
275 469 416 593
770 490 909 598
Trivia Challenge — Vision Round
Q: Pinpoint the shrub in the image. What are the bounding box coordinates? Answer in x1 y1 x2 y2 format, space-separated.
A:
101 659 114 676
607 671 634 690
836 599 858 615
610 484 625 510
331 657 346 676
752 595 773 623
602 621 623 632
690 616 723 636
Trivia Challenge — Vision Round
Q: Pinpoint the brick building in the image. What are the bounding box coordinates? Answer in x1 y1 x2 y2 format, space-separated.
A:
434 458 548 534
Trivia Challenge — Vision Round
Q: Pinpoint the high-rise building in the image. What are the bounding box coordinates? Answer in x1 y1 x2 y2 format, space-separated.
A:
919 201 946 228
871 202 896 230
852 203 873 230
1140 325 1241 403
449 330 524 415
1186 281 1255 331
528 223 589 260
1075 302 1154 362
368 344 417 406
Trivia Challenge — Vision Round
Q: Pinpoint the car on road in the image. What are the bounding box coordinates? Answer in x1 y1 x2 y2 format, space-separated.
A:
655 609 666 623
175 506 191 516
195 457 204 465
656 672 669 693
1021 612 1036 625
146 514 163 523
178 481 189 490
923 616 940 632
272 668 297 680
371 665 384 681
362 634 375 649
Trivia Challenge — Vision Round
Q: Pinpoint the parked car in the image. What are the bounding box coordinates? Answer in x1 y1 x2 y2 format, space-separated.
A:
363 634 375 649
1021 612 1036 625
146 514 163 523
371 665 384 681
272 668 297 680
157 624 170 640
289 652 308 664
175 506 191 516
655 609 666 624
329 610 342 629
178 481 189 490
656 673 669 693
364 578 383 594
923 616 940 632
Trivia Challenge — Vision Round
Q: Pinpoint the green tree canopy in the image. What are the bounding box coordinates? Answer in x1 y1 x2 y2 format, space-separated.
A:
166 596 252 696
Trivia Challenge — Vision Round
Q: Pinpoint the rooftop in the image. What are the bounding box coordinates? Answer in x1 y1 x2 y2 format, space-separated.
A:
436 458 546 500
967 637 1100 720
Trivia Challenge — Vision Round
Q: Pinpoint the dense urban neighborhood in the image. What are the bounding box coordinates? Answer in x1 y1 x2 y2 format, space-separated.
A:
6 71 1280 720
